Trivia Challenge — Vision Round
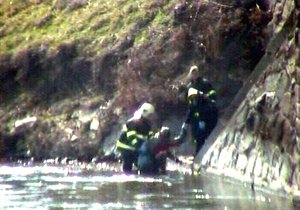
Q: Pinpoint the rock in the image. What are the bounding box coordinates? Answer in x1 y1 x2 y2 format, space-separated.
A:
297 118 300 136
281 120 293 148
246 152 257 176
276 72 289 98
297 103 300 119
90 118 100 131
261 162 270 181
241 133 256 154
69 134 77 141
281 92 292 117
279 155 292 186
265 72 281 91
14 116 37 128
253 155 263 177
270 113 284 143
246 111 257 132
236 153 248 171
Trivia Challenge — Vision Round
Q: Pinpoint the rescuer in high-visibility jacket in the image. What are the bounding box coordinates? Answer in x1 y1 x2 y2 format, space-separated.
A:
116 102 156 173
178 65 218 156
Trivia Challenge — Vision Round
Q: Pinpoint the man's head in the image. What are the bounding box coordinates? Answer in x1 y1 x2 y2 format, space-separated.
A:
158 126 170 143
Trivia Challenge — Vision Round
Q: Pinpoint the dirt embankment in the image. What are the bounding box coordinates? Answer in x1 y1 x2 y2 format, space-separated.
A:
0 0 272 161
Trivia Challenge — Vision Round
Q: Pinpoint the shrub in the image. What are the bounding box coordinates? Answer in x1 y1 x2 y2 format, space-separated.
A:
52 0 88 11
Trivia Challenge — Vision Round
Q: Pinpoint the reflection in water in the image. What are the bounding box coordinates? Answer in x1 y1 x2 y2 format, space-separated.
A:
0 162 295 209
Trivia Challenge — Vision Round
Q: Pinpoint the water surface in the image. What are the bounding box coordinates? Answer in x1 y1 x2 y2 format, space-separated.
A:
0 161 295 209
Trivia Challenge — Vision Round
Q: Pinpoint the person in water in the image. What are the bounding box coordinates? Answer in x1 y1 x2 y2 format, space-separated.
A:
116 102 156 173
137 126 186 175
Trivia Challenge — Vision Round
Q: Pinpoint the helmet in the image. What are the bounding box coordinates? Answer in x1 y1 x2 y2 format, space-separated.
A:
188 87 198 97
134 102 155 118
189 65 199 73
187 65 199 82
140 102 155 117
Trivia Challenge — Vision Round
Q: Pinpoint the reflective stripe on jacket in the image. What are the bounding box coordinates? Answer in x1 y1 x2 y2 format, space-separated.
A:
116 117 152 151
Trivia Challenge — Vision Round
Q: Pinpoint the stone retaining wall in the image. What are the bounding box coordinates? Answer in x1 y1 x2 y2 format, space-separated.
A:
200 0 300 195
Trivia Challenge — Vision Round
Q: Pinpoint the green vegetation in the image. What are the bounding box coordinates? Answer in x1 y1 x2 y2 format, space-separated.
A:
0 0 175 55
0 0 275 160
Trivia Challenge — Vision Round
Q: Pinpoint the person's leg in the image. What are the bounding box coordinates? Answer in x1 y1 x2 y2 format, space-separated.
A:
138 154 157 174
195 137 205 156
122 155 132 173
122 151 136 173
191 122 206 156
156 156 167 174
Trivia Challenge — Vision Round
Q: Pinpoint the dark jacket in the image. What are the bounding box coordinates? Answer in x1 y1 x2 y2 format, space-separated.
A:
185 77 217 127
187 77 216 102
117 117 152 152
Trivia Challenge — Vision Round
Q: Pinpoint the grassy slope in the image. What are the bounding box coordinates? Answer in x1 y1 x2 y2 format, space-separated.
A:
0 0 185 160
0 0 176 54
0 0 272 160
0 0 182 111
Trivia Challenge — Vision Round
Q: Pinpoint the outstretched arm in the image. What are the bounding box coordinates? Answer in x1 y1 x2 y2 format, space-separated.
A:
173 122 188 145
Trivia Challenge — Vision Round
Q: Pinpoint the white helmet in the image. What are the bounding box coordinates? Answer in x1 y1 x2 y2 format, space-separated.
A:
187 65 199 82
134 102 155 118
188 87 199 97
189 65 199 73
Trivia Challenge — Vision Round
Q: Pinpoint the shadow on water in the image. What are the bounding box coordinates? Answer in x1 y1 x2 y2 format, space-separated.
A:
0 161 295 210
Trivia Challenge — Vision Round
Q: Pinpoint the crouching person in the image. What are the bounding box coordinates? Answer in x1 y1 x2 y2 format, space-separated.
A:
137 126 186 175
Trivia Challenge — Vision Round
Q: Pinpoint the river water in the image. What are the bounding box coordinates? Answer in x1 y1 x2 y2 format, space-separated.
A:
0 160 296 210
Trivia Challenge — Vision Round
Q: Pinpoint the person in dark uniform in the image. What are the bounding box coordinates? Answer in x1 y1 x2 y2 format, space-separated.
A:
116 102 156 173
178 65 218 157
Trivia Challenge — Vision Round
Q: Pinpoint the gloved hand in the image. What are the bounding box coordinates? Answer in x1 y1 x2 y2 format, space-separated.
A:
198 121 206 130
198 91 209 101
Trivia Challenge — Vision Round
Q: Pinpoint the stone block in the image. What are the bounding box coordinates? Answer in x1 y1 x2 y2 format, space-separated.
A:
254 155 263 177
297 103 300 119
281 92 292 117
233 131 243 148
281 120 293 148
235 104 250 125
279 155 292 186
261 162 270 181
295 85 300 104
296 68 300 84
246 111 257 132
246 153 257 176
265 73 281 91
295 166 300 189
218 146 230 169
297 118 300 136
276 72 289 98
240 133 256 154
270 113 285 143
236 153 248 172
